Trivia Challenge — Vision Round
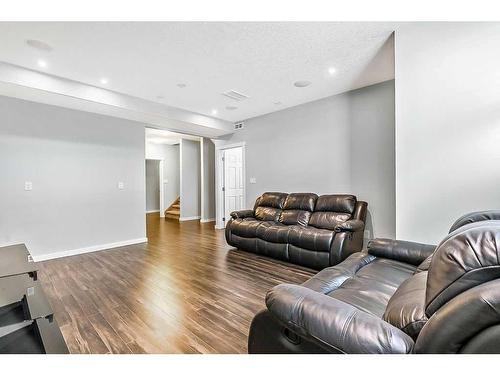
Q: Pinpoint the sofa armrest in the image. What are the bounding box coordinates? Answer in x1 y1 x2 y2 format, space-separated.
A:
230 209 254 219
334 219 364 233
266 284 414 354
367 238 436 266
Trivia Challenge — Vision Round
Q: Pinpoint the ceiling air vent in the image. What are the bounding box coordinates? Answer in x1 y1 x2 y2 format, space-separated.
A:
234 122 245 130
222 90 249 102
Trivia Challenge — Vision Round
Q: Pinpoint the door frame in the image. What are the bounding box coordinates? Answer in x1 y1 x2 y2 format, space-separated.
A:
215 142 246 229
145 158 165 217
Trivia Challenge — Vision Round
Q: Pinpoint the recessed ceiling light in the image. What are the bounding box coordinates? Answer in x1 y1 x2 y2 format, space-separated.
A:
100 78 109 85
294 80 311 88
211 109 218 115
26 39 53 52
37 59 47 68
225 106 238 111
177 83 187 88
328 67 337 75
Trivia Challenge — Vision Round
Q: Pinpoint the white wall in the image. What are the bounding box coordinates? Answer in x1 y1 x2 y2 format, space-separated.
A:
395 23 500 244
215 80 395 239
201 138 216 221
145 159 160 212
145 141 180 209
0 95 146 259
180 139 201 219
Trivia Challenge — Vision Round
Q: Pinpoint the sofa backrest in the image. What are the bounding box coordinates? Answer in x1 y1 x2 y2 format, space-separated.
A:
412 220 500 353
254 192 288 221
308 195 356 230
424 220 500 316
278 193 318 226
448 210 500 233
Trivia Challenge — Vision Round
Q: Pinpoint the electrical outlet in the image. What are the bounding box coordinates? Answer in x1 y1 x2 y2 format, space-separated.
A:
25 181 33 191
249 177 257 184
118 181 124 190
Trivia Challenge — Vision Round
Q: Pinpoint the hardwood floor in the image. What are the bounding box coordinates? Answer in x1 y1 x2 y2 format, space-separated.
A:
38 214 315 353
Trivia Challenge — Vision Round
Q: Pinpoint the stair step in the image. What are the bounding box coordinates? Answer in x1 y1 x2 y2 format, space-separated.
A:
172 204 180 209
166 209 180 216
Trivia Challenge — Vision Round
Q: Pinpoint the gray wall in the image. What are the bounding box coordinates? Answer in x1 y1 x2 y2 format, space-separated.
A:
145 159 160 212
395 23 500 244
145 142 180 209
0 95 146 258
201 138 216 221
180 139 201 219
215 80 395 238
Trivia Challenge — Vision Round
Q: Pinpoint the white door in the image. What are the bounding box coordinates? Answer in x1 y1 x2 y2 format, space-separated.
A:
223 147 244 225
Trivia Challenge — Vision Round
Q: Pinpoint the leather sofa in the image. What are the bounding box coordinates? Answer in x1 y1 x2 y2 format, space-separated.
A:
248 210 500 354
225 192 367 269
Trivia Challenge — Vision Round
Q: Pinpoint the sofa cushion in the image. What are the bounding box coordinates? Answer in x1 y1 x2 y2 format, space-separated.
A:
254 192 288 221
327 258 416 317
278 193 317 226
425 221 500 316
256 192 288 209
255 206 282 221
315 194 356 213
448 210 500 233
231 218 265 238
256 222 292 243
283 193 317 211
279 210 311 226
383 271 428 339
309 195 356 230
288 226 334 252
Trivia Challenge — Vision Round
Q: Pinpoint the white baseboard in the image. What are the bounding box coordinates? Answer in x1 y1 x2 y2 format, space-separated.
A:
146 210 160 214
214 224 225 230
32 237 148 262
200 218 215 223
178 216 201 222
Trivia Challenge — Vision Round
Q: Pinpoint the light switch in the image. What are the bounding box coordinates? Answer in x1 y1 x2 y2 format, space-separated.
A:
249 177 257 184
118 181 124 190
25 181 33 191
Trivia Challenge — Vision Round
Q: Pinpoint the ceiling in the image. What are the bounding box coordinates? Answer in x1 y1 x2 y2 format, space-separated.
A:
0 22 397 122
145 128 199 145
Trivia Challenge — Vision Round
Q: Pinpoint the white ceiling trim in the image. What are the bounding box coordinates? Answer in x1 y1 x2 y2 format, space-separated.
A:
0 62 234 138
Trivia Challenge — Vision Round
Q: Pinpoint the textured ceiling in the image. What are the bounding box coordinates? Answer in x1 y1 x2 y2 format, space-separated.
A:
0 22 397 122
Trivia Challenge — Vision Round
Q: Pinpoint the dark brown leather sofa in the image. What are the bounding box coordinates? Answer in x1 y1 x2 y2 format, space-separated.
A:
225 192 367 269
248 210 500 354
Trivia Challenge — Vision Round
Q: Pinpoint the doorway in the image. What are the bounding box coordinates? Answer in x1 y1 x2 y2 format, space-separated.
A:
215 143 246 229
145 158 165 217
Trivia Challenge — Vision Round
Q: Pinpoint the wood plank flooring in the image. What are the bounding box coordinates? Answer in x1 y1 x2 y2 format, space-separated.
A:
38 214 315 353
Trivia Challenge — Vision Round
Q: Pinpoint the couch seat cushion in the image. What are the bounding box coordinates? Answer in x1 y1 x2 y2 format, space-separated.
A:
288 226 334 252
256 222 292 243
327 258 416 317
231 218 265 238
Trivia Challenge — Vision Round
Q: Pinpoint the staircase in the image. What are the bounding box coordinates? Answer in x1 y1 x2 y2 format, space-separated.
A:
165 197 180 220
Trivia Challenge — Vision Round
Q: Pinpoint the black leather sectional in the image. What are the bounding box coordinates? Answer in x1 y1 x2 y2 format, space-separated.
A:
225 192 367 269
248 210 500 354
